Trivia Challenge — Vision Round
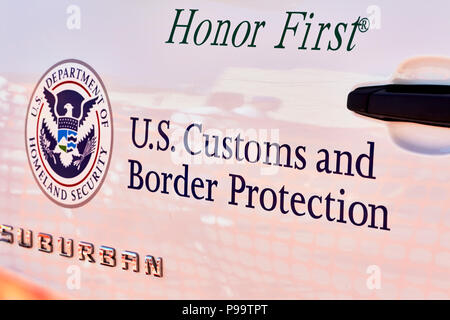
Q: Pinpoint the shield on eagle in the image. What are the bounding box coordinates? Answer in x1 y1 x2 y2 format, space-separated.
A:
57 121 78 153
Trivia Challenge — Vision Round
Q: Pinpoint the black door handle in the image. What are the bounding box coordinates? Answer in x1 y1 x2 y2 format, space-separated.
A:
347 84 450 127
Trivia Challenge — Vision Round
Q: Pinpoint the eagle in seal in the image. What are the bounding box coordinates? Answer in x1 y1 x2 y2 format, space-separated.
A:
40 87 98 170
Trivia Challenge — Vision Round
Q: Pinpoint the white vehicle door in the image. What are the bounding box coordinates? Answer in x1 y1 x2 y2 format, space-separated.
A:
0 0 449 299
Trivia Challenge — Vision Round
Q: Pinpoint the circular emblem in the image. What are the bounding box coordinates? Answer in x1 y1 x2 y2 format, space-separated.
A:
25 59 113 207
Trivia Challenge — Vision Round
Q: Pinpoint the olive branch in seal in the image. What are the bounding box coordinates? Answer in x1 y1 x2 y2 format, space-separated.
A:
39 127 56 164
73 137 96 170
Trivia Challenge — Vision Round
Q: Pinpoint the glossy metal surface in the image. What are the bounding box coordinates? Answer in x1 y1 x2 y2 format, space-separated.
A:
0 0 449 299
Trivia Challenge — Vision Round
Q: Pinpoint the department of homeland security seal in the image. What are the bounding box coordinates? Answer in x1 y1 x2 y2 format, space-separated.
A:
25 59 113 207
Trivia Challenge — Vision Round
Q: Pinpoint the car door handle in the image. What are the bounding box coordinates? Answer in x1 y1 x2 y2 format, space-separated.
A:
347 84 450 127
